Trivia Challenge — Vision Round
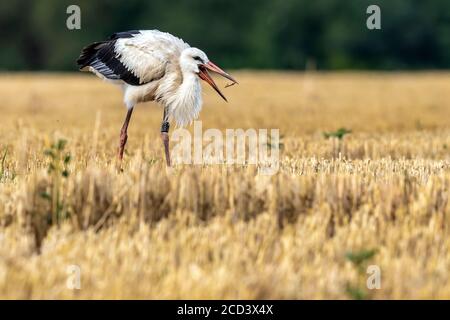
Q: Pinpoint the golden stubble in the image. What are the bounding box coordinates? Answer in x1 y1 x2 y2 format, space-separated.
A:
0 72 450 299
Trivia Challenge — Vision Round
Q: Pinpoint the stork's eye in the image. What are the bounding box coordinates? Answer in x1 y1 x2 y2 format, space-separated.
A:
193 56 203 63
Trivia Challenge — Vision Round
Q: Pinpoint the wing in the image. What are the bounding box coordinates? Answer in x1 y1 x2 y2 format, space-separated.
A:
114 30 190 85
77 30 190 86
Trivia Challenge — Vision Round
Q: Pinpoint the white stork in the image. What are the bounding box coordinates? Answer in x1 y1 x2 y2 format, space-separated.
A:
77 30 237 166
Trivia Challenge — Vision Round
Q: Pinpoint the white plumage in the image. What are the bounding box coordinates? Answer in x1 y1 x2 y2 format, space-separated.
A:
77 29 237 165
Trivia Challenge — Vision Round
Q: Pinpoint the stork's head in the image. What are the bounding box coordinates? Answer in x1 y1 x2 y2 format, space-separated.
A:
181 47 238 102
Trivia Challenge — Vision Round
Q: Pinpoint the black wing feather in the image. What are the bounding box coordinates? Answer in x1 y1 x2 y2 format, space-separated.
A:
109 30 141 40
76 30 143 86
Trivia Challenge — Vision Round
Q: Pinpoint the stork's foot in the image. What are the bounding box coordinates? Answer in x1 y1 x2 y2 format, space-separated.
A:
160 132 171 167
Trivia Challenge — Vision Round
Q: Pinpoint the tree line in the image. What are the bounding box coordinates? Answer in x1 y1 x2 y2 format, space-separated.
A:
1 0 449 71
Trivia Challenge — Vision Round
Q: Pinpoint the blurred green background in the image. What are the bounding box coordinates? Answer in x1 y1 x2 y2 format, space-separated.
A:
1 0 449 71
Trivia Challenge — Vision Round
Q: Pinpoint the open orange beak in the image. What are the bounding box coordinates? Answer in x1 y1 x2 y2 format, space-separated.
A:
198 61 238 102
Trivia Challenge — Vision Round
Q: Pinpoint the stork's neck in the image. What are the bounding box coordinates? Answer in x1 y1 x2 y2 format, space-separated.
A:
177 71 201 103
168 70 202 127
176 49 202 100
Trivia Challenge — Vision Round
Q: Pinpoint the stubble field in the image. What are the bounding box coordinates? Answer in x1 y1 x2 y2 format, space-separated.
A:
1 72 450 299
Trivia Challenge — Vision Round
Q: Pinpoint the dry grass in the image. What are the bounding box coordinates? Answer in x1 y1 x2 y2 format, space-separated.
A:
1 72 450 299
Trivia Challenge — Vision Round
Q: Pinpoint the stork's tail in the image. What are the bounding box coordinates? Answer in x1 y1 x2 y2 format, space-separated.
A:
76 41 108 71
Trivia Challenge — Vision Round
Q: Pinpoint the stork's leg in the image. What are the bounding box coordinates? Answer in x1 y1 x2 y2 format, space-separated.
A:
160 108 171 166
118 107 134 161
